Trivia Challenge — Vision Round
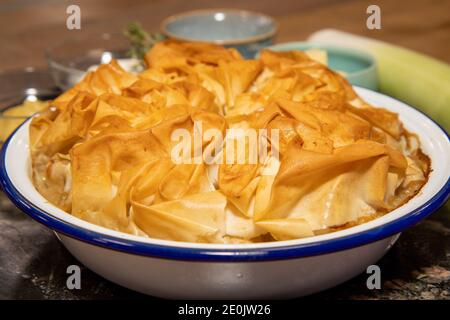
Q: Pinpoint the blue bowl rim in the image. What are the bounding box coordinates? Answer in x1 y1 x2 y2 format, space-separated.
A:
0 89 449 262
160 9 278 45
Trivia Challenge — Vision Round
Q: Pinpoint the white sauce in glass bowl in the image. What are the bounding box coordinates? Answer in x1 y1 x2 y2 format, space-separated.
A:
69 58 143 87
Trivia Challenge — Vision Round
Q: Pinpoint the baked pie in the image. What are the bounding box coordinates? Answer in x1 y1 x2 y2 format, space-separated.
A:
29 40 430 243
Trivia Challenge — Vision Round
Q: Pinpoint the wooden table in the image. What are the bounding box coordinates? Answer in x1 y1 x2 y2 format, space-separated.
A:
0 0 449 72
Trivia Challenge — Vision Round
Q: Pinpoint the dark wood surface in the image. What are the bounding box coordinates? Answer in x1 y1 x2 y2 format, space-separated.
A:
0 0 449 73
0 0 449 300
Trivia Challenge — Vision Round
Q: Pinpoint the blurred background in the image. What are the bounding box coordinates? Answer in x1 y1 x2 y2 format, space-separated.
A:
0 0 449 71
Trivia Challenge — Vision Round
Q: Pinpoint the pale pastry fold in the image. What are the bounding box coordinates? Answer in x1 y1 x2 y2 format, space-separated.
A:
30 40 430 243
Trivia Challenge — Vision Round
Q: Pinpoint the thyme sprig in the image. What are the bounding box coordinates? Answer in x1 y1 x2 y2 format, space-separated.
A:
123 22 165 59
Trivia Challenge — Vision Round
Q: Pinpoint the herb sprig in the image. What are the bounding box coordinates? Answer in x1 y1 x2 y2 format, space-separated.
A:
123 22 165 59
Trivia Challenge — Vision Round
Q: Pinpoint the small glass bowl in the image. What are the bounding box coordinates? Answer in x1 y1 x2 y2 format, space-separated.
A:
46 33 139 91
0 68 60 143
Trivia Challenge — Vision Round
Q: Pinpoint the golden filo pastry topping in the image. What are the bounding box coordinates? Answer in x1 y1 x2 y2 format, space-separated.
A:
30 40 430 243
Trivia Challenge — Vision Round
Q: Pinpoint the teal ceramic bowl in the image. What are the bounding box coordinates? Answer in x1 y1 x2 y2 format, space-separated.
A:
266 42 378 91
160 9 278 59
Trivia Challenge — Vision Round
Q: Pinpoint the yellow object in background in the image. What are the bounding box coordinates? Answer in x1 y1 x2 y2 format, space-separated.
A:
0 100 49 141
304 48 328 65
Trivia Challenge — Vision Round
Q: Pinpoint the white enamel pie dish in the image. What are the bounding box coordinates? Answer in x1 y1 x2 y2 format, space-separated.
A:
1 87 449 299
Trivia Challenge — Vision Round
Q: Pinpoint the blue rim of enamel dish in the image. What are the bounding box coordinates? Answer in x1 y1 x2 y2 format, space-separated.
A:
1 99 449 262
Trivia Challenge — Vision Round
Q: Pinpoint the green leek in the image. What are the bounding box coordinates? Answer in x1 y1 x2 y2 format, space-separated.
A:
309 29 450 131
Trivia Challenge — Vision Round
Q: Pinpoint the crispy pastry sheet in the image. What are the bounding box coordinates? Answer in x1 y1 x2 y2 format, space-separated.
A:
29 40 430 243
